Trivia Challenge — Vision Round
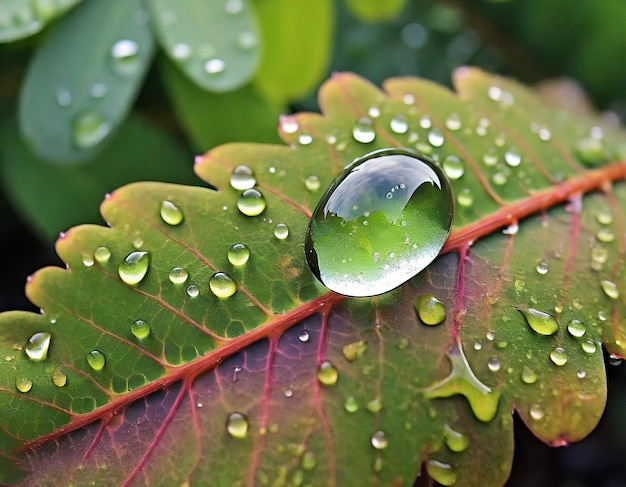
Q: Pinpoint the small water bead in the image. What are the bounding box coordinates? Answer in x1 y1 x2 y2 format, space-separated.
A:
24 332 51 361
94 246 111 264
131 319 151 339
482 148 498 166
205 58 225 74
230 165 256 190
224 0 243 14
473 341 482 351
596 210 613 225
274 223 289 240
352 117 376 144
582 340 597 354
491 172 507 186
519 308 558 336
427 460 456 486
370 431 388 450
575 138 606 167
536 261 549 275
82 253 94 267
52 369 67 387
521 365 537 384
389 115 408 134
550 347 568 366
419 116 431 129
427 129 444 147
160 200 184 226
172 43 191 60
87 350 106 371
596 228 615 243
237 189 266 216
228 244 250 266
281 117 298 134
577 369 587 379
442 155 464 180
226 412 248 438
600 280 619 299
298 330 310 343
368 105 381 118
403 94 415 105
90 83 107 98
529 404 544 420
16 377 33 393
342 340 367 362
316 360 338 386
72 110 111 148
56 87 72 107
187 285 199 297
344 396 358 413
443 424 469 452
298 134 313 145
110 39 139 75
487 356 501 372
366 397 383 413
415 294 446 325
305 175 321 191
118 251 150 285
305 148 454 297
567 319 586 338
444 113 462 131
486 330 495 341
132 235 144 249
209 272 237 298
456 188 474 207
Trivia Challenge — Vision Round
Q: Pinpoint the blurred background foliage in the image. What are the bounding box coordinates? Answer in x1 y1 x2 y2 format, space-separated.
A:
1 0 625 484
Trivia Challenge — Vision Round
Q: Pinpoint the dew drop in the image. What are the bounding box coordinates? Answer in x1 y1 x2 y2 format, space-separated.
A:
15 377 32 393
52 369 67 387
456 188 474 207
575 138 606 167
504 148 522 167
110 39 139 75
427 129 444 147
519 308 558 336
577 369 586 379
389 115 408 134
609 354 623 366
131 319 151 339
600 280 619 299
535 261 549 275
342 340 367 362
419 116 431 129
521 365 537 384
118 251 150 285
87 350 106 371
482 148 498 166
205 58 225 74
24 332 51 361
298 330 310 343
94 246 111 264
281 117 298 134
550 347 568 366
426 460 456 486
352 117 376 144
371 430 388 450
224 0 243 14
487 356 501 372
567 319 586 338
228 244 250 266
274 223 289 240
209 272 237 298
226 412 248 438
298 134 313 145
581 340 597 355
90 83 107 98
237 189 266 216
529 404 544 420
56 87 72 107
366 397 383 413
301 451 316 470
171 43 191 60
230 165 256 190
491 172 507 186
316 360 338 386
305 148 454 297
473 341 482 351
167 266 188 284
415 294 446 325
442 155 464 180
305 175 321 191
72 110 111 148
82 253 94 267
444 113 462 131
443 424 469 452
596 210 613 225
160 200 184 226
596 228 615 243
187 285 199 297
344 396 358 413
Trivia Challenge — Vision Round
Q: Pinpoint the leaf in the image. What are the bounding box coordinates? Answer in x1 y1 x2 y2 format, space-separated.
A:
344 0 408 23
1 68 626 486
147 0 260 93
18 0 155 163
0 0 81 43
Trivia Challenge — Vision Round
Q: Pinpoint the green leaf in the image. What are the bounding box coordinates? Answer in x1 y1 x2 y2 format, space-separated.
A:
344 0 408 23
147 0 260 93
18 0 155 163
253 0 334 102
1 69 626 485
158 56 284 151
0 0 81 43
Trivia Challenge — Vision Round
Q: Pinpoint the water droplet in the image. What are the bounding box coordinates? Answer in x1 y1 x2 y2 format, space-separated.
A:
608 354 623 366
205 58 225 74
389 115 408 134
529 404 544 420
87 350 106 371
132 235 144 249
443 424 469 452
228 244 250 266
521 365 537 384
90 83 107 98
415 294 446 325
298 134 313 145
456 188 474 207
442 155 464 180
82 253 94 267
172 43 191 60
160 200 184 225
224 0 243 14
600 280 619 299
519 308 558 336
596 228 615 243
550 347 568 366
118 251 150 285
577 369 586 379
575 138 606 167
209 272 237 298
596 210 613 225
582 340 597 354
370 430 388 450
15 377 32 393
427 460 457 486
487 356 501 372
482 148 498 166
24 332 51 361
535 261 548 275
281 117 298 134
504 148 522 167
72 110 111 148
492 172 507 186
301 451 316 470
567 319 586 338
226 412 248 438
344 396 358 413
229 165 256 190
473 341 482 351
274 223 289 240
298 330 310 343
110 39 139 75
403 94 415 105
352 117 376 143
52 369 67 387
305 175 321 191
56 87 71 106
131 319 150 339
366 397 383 413
167 266 188 284
342 340 367 362
237 189 266 216
445 113 462 131
94 246 111 264
187 285 199 297
486 331 495 341
305 148 454 297
427 129 444 147
316 360 338 386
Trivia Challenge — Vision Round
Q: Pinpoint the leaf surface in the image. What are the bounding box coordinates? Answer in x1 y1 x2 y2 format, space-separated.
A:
1 69 626 486
0 0 80 43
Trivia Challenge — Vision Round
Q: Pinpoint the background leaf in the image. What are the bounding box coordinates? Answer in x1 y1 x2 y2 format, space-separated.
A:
344 0 409 23
0 0 81 43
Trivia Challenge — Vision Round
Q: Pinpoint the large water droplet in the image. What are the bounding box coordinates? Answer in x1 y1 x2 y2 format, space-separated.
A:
519 308 558 336
237 189 266 216
316 360 338 386
274 223 289 240
567 319 586 338
427 460 457 486
209 272 237 298
226 412 248 438
442 155 464 180
581 340 597 354
352 117 376 143
415 294 446 325
504 148 522 167
230 165 256 190
600 280 619 299
550 347 568 366
370 430 388 450
168 266 188 284
228 244 250 266
521 365 537 384
118 251 150 285
305 148 454 297
72 110 111 148
110 39 139 75
15 377 33 393
24 332 51 361
131 319 151 339
160 200 184 225
87 350 106 371
443 424 469 452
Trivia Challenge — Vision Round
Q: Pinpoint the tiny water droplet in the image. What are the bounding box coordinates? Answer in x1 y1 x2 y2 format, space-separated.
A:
15 377 32 393
426 460 456 486
342 340 367 362
305 175 321 191
550 347 568 366
352 117 376 144
205 58 225 74
575 138 606 167
519 308 558 336
209 272 237 298
415 294 446 325
486 330 495 341
521 365 537 384
567 319 586 338
237 189 266 216
160 200 184 225
24 332 51 361
187 284 199 297
535 261 548 275
274 223 289 240
344 396 358 413
504 148 522 167
72 110 111 148
52 369 67 387
368 105 381 118
131 319 150 339
529 404 544 420
56 87 72 107
298 330 310 343
168 266 188 284
442 155 464 180
443 424 469 452
487 356 501 372
110 39 139 75
90 83 107 98
577 369 586 379
600 280 619 299
581 340 597 354
228 244 250 266
94 246 111 264
226 412 248 438
444 113 462 131
87 350 106 371
473 341 482 351
456 188 474 207
230 165 256 190
172 43 191 60
427 129 444 147
316 360 338 386
118 251 150 285
132 235 144 249
237 31 257 50
371 430 388 450
492 172 507 186
389 115 408 134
